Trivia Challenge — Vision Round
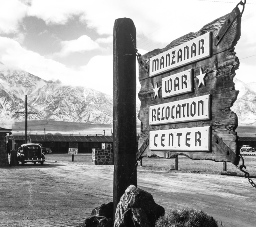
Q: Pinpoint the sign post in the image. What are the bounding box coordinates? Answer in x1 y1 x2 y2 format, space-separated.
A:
113 18 137 213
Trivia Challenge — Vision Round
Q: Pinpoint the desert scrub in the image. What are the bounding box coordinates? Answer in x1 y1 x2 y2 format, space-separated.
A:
155 209 219 227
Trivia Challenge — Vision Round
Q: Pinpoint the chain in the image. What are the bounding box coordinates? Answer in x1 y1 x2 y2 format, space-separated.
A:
130 34 149 73
237 154 256 188
236 0 246 15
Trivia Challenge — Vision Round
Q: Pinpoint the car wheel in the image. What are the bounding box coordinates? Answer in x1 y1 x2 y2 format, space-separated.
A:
33 162 36 165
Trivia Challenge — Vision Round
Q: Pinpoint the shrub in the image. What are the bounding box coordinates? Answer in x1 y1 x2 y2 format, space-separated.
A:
155 209 219 227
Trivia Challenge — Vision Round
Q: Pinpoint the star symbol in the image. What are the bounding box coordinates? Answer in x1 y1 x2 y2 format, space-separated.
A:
153 83 161 99
197 68 207 87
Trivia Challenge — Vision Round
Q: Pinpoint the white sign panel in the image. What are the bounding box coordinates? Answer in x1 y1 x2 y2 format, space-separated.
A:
149 32 211 77
68 148 78 154
149 95 210 125
150 126 210 151
162 69 193 98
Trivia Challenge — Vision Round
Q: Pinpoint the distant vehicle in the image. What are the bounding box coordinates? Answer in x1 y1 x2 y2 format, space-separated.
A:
42 147 52 154
240 145 255 152
16 143 45 165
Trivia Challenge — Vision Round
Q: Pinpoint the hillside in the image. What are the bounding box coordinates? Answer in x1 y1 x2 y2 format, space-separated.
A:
232 78 256 126
0 64 113 128
1 63 256 134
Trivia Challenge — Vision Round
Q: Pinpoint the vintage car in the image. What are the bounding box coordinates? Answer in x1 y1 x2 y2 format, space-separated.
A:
17 143 45 165
240 145 255 152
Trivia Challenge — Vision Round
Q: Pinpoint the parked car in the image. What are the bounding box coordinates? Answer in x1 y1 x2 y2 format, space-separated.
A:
240 145 255 152
16 143 45 165
42 147 52 154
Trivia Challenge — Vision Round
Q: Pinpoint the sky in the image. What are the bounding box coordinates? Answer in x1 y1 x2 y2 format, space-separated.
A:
0 0 255 96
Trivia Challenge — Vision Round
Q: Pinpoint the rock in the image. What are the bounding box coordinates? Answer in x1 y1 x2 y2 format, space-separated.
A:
114 185 165 227
91 202 114 219
83 216 112 227
122 208 151 227
83 202 114 227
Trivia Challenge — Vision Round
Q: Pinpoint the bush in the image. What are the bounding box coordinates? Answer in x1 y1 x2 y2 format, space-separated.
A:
155 209 219 227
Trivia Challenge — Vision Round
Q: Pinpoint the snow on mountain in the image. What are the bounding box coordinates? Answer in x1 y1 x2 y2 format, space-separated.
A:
247 83 256 94
1 62 255 129
232 78 256 126
0 64 113 128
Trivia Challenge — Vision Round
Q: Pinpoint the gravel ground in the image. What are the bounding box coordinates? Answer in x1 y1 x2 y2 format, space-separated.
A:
0 154 256 227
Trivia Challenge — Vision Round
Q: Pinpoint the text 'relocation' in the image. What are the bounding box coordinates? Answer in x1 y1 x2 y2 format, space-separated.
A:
149 94 210 125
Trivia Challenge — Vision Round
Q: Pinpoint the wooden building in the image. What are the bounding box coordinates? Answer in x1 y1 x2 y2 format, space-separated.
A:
11 134 113 153
238 137 256 150
0 127 12 166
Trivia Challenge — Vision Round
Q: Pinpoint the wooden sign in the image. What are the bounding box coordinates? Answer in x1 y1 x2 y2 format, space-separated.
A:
149 95 210 125
150 126 210 151
150 32 211 77
138 6 242 165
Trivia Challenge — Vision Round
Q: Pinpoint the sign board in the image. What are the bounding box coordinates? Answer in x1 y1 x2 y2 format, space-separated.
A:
150 126 210 151
68 148 78 155
149 32 211 77
162 69 193 98
149 95 210 125
138 6 242 165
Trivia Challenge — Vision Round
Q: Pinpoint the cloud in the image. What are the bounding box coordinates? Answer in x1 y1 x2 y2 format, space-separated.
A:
6 0 255 47
0 36 76 81
79 55 113 94
27 0 83 25
0 0 28 34
0 36 114 94
96 36 113 44
13 32 26 44
56 35 100 57
1 0 256 97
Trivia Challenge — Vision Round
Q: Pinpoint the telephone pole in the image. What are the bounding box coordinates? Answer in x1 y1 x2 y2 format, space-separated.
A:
15 95 37 143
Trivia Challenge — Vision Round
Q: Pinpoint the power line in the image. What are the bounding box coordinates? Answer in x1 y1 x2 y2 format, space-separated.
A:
241 54 256 60
196 0 254 4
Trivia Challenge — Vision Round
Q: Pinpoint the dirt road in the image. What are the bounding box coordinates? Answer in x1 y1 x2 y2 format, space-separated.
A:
0 160 255 227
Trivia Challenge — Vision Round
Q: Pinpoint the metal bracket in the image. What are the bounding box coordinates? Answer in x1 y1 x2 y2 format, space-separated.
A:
213 133 239 165
137 137 149 160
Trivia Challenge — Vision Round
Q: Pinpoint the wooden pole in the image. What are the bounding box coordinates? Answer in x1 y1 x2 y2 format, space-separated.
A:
175 156 178 170
113 18 137 213
25 95 27 144
223 161 227 171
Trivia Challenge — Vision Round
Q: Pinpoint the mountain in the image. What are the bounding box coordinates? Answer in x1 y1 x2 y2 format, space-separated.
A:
0 64 113 128
232 78 256 126
1 63 256 131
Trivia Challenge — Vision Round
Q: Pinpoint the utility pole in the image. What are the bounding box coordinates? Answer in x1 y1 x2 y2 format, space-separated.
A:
113 18 137 214
15 95 37 143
